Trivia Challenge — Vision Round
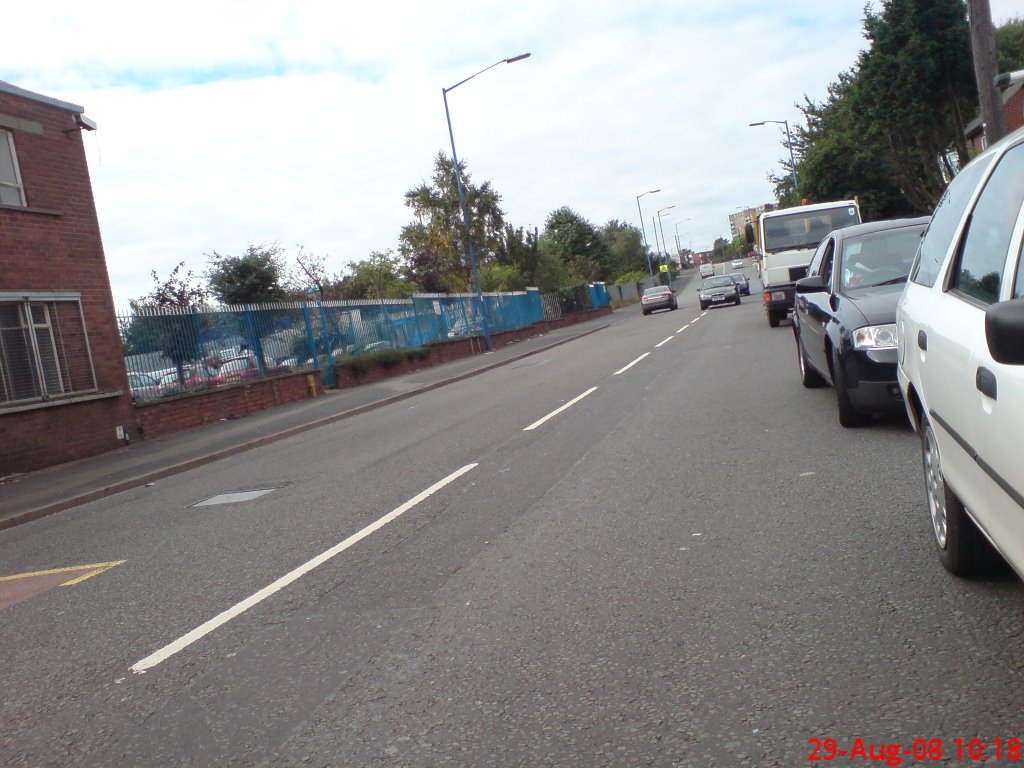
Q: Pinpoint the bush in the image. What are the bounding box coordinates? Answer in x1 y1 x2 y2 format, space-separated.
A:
337 347 430 376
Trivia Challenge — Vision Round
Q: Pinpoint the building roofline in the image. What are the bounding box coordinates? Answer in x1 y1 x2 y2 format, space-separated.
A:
0 80 84 114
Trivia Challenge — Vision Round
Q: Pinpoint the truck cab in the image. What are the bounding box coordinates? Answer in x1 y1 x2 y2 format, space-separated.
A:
754 200 860 327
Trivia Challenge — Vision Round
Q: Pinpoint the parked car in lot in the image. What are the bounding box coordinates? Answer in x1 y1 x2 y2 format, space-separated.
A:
697 276 741 310
214 353 292 384
726 272 751 296
127 371 160 402
897 123 1024 580
641 285 677 315
792 216 930 427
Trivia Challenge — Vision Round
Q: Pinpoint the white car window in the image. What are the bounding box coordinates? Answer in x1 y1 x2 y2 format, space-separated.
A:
911 153 994 288
950 143 1024 305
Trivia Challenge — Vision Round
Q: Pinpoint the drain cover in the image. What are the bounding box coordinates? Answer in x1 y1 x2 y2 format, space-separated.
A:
194 490 274 507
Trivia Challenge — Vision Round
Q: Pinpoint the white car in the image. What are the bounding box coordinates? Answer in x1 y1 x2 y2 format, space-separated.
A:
896 124 1024 579
730 259 744 269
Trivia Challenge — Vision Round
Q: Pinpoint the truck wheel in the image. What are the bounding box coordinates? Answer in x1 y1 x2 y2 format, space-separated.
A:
920 413 994 577
832 349 868 427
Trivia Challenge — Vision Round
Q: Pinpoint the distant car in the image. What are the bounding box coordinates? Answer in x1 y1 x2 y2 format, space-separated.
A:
897 122 1024 579
792 216 929 427
726 272 751 296
730 259 744 269
697 276 741 310
699 263 716 279
127 371 159 402
641 285 677 315
155 364 219 396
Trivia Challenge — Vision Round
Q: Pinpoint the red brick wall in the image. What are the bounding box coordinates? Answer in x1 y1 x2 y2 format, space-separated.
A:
1006 89 1024 135
135 372 324 440
0 87 134 475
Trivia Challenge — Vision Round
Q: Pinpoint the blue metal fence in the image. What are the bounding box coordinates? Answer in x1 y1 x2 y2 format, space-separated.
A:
119 287 606 402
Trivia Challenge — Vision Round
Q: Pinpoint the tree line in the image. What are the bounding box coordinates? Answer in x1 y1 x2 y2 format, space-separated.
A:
133 152 659 310
766 1 1024 219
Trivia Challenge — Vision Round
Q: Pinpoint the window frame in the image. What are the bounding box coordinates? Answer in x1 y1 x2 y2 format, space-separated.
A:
0 129 26 207
0 292 98 407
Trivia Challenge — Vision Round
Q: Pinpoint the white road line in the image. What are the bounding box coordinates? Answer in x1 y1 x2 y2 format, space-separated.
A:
131 463 479 674
676 324 690 333
655 336 674 348
523 387 598 431
613 353 650 376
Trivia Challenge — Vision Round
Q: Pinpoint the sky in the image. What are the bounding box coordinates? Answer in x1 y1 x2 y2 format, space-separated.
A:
5 0 1021 309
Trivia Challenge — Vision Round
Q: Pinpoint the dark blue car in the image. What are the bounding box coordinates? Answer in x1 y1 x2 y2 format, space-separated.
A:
792 216 930 427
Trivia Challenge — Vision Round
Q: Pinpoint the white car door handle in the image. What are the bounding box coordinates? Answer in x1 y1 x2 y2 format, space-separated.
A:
977 366 997 400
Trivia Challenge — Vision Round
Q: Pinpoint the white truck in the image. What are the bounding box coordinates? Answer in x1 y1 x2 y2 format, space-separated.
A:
753 200 861 327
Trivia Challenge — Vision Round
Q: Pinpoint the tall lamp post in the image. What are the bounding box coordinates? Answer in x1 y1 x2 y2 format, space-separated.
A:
443 53 531 351
674 218 691 262
749 119 798 191
657 205 675 272
636 189 660 277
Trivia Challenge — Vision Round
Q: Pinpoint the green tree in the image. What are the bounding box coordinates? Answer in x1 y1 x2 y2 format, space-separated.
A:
855 0 977 210
995 17 1024 74
206 243 288 305
495 225 541 285
793 73 921 219
285 246 346 301
125 262 208 386
400 152 506 293
601 220 647 279
539 207 610 281
479 263 528 292
342 250 412 300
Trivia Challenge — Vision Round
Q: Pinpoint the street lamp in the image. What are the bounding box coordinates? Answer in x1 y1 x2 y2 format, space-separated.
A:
749 119 799 191
657 205 675 268
674 218 691 259
636 189 660 277
443 53 531 351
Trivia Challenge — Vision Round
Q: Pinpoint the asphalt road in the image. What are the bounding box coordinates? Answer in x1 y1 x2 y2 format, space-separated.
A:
3 268 1023 767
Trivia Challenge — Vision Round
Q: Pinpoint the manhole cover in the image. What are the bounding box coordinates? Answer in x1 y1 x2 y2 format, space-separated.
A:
194 490 275 507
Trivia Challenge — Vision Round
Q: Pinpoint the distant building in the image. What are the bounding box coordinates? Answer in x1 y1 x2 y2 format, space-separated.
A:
729 204 775 240
0 80 134 475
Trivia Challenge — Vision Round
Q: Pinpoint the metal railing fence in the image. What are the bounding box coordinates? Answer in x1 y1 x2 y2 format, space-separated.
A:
119 286 604 402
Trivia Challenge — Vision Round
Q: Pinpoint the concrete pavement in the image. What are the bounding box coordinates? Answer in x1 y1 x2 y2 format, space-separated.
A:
0 318 612 531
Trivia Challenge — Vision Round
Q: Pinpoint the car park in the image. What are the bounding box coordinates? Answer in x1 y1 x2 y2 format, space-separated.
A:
896 125 1024 580
792 216 929 427
640 285 677 315
697 276 741 310
726 272 751 296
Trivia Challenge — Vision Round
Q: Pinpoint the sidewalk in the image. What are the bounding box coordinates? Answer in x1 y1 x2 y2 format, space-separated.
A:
0 318 612 531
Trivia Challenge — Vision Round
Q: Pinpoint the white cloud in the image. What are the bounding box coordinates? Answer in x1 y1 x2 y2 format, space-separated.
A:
6 0 1019 307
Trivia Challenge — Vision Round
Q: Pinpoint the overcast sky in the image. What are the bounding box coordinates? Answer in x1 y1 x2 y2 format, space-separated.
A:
6 0 1021 309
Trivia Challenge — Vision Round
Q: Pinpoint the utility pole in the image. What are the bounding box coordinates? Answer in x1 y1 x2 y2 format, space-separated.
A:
968 0 1006 146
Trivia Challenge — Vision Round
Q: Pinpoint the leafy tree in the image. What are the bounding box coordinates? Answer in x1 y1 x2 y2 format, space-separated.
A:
539 207 610 281
995 17 1024 74
206 243 288 305
855 0 977 210
342 250 412 300
793 73 921 219
125 262 208 385
601 220 647 279
495 225 542 285
479 263 528 292
400 152 506 292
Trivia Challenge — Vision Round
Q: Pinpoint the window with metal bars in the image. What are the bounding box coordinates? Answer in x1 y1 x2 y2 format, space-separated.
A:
0 295 98 406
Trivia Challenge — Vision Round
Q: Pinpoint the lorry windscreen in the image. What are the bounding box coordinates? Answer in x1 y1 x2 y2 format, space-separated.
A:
762 205 860 252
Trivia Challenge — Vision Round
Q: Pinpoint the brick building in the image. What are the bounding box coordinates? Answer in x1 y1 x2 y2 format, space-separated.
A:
0 80 134 476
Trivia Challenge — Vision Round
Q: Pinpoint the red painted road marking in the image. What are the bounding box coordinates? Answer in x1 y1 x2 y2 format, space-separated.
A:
0 561 125 611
